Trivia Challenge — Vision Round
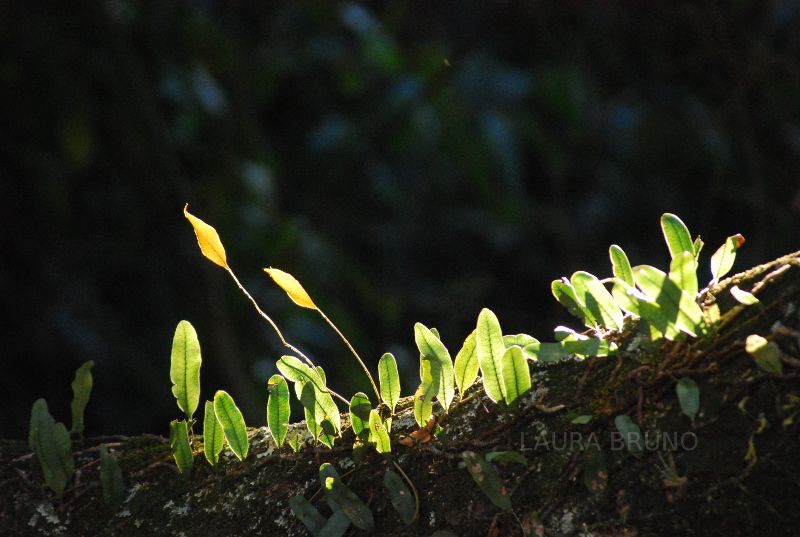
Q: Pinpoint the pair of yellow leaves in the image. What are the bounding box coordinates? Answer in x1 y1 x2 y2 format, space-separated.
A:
183 204 316 310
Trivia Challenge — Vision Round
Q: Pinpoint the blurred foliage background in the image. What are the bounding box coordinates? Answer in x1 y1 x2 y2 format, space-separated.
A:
2 1 799 437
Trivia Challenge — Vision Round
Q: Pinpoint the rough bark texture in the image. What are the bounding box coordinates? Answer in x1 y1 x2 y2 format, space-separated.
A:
3 252 800 537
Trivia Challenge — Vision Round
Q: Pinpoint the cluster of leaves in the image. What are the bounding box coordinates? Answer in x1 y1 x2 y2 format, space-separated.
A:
27 361 124 507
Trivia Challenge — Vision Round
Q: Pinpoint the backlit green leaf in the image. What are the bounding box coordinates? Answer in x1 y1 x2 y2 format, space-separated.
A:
378 353 401 414
288 495 327 537
202 400 224 466
476 308 506 403
660 213 694 259
214 390 249 461
500 346 530 406
745 335 783 375
276 355 326 392
267 375 290 448
710 234 745 283
413 358 437 427
33 406 74 497
99 444 125 509
571 271 624 330
669 251 698 298
454 330 479 398
609 244 634 286
414 323 455 411
462 451 512 511
612 279 675 339
676 377 700 421
551 278 596 327
70 360 94 436
730 285 759 305
349 392 371 439
298 380 341 432
320 463 375 531
384 469 416 525
369 410 391 454
170 320 202 421
634 265 703 337
169 419 193 476
614 415 643 458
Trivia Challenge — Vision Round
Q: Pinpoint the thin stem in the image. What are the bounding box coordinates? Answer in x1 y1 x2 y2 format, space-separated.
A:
226 267 350 407
392 459 420 524
317 308 381 402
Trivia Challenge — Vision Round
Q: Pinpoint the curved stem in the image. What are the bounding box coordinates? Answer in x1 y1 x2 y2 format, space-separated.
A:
317 308 381 402
392 459 420 524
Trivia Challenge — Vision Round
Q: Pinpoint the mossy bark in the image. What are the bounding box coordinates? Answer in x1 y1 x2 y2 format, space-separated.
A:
3 252 800 537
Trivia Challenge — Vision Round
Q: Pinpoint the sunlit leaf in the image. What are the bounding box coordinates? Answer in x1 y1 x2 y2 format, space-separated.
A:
320 463 375 531
99 444 125 509
710 234 745 284
634 265 703 337
267 374 290 448
170 320 202 421
263 267 317 309
414 323 455 411
369 410 391 454
571 271 624 330
33 405 74 497
676 377 700 421
609 244 634 286
384 469 416 525
462 451 512 511
745 335 783 375
660 213 694 260
551 278 596 327
276 355 327 393
349 392 371 439
378 353 401 414
500 346 530 406
485 451 527 466
288 495 327 537
300 381 341 435
730 285 759 305
70 360 94 436
612 278 674 339
183 204 228 268
503 333 539 361
413 358 437 427
202 400 224 466
169 419 194 476
476 308 507 403
454 330 479 398
214 390 249 461
614 415 643 458
669 251 698 297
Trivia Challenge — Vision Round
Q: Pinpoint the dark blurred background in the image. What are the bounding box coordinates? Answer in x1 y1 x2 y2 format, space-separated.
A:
2 1 799 438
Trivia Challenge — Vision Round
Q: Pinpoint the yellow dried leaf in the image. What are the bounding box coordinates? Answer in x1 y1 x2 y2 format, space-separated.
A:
263 267 316 309
183 205 228 268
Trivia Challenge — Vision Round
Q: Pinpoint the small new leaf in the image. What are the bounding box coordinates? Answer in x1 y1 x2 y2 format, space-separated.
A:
170 320 202 421
730 285 759 305
70 360 94 436
745 335 783 375
183 204 228 268
267 374 290 448
99 444 125 510
710 234 745 284
169 419 193 476
202 400 224 466
263 267 317 309
454 330 479 398
378 353 401 414
214 390 249 460
676 377 700 421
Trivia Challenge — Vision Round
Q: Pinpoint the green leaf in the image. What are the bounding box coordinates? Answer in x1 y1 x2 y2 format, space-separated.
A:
571 415 593 425
414 323 455 411
454 330 479 398
299 380 341 432
462 451 512 511
320 463 375 531
276 355 326 392
485 451 528 466
710 234 745 283
349 392 371 439
571 271 624 330
315 366 327 385
378 353 401 414
745 335 783 375
170 320 202 421
202 400 224 466
413 359 437 427
660 213 694 259
384 469 416 525
730 285 759 305
28 398 49 451
476 308 507 403
609 244 634 286
33 407 74 497
614 415 643 458
318 508 351 537
169 419 194 476
582 445 607 494
70 360 94 436
669 251 698 298
288 495 327 537
267 374 290 448
633 265 703 338
676 377 700 421
213 390 249 460
551 278 596 327
368 410 391 454
288 434 302 453
522 342 570 362
99 444 125 509
500 346 531 406
612 278 675 339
